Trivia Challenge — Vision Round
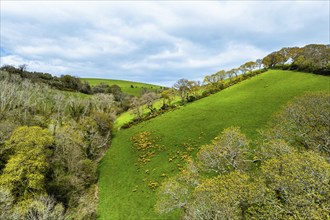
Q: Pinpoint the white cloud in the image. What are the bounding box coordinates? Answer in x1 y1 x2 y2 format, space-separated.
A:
1 1 329 86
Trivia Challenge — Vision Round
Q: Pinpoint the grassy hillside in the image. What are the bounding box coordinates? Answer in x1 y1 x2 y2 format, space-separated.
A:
98 70 330 219
83 78 164 96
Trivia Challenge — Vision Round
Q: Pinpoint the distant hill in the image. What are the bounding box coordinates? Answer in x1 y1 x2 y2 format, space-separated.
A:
83 78 164 96
98 70 330 219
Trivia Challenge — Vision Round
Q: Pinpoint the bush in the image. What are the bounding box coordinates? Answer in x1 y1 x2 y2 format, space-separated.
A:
187 96 196 102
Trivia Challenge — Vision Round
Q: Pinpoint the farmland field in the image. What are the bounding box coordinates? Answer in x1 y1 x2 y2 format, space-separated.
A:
83 78 164 96
97 70 330 219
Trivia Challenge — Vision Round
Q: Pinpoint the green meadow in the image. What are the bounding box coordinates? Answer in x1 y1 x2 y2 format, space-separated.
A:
83 78 164 96
98 70 330 219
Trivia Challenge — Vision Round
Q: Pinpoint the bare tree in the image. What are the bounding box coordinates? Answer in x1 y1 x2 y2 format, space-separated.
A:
173 78 189 104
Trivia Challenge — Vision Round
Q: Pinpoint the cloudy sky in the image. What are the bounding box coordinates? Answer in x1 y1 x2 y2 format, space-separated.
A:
0 1 329 86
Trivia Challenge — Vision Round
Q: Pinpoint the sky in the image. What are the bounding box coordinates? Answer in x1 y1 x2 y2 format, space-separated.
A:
0 1 329 86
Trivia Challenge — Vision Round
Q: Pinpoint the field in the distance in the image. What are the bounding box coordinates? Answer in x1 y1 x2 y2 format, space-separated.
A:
98 70 330 219
83 78 164 96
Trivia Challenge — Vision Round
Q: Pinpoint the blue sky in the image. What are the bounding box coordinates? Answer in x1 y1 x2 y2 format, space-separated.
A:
0 1 329 86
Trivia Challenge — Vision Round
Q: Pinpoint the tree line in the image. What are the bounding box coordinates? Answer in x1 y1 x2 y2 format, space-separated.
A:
120 44 329 128
168 44 329 107
156 92 330 219
0 71 116 219
262 44 329 75
0 43 328 219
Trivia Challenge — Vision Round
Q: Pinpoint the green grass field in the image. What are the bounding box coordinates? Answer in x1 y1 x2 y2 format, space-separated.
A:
114 96 182 129
83 78 164 96
98 70 330 219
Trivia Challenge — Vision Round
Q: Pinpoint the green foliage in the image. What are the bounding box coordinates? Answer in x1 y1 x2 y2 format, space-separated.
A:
257 152 330 219
0 65 92 94
0 121 19 171
155 88 330 219
255 138 295 163
48 115 110 213
155 177 189 214
187 172 266 220
98 70 330 219
25 196 67 220
0 126 53 205
83 78 163 96
0 187 18 220
197 127 249 173
68 184 98 220
173 78 190 104
263 44 329 74
157 140 330 219
262 92 330 156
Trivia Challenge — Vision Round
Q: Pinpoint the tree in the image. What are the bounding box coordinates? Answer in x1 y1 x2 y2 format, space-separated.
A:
292 44 330 73
92 93 115 113
156 126 330 219
68 98 91 121
18 64 28 72
59 75 82 91
131 97 144 119
161 88 176 105
263 92 330 156
186 171 267 220
256 59 263 69
197 127 250 173
173 78 189 104
255 138 295 163
109 84 124 102
232 68 240 78
0 126 53 203
25 196 67 220
0 187 20 220
92 82 111 94
203 70 226 92
226 69 235 81
155 177 189 214
156 158 199 215
262 52 278 68
242 61 257 74
78 116 111 160
258 151 330 220
141 92 159 112
187 80 201 98
0 121 18 171
239 64 248 75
